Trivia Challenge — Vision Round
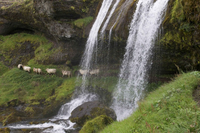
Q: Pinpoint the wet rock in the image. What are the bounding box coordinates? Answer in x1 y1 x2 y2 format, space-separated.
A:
69 101 116 127
9 127 53 133
0 127 10 133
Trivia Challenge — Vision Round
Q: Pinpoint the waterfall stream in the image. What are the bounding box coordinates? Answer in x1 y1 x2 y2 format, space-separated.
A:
80 0 115 91
6 0 169 131
111 0 169 121
7 0 117 132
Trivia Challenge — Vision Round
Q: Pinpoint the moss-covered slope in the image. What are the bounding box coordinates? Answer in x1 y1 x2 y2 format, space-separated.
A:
0 67 76 125
101 71 200 133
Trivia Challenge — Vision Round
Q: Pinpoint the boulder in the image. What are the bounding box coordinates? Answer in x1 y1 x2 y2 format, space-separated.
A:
79 115 114 133
69 101 116 127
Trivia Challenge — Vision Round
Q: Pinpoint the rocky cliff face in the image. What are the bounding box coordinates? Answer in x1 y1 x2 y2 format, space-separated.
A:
0 0 139 67
158 0 200 74
0 0 101 66
0 0 199 74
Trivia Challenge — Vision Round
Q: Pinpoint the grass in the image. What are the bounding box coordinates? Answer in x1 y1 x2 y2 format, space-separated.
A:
74 17 93 28
0 68 76 106
0 62 9 76
0 33 60 65
54 77 77 101
101 71 200 133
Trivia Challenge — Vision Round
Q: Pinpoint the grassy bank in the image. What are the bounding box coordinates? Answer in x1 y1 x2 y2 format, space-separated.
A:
101 71 200 133
0 68 76 106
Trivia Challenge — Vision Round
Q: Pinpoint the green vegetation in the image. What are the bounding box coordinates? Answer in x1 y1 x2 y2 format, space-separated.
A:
0 68 76 106
90 77 118 92
80 115 114 133
161 0 200 71
170 0 185 23
101 72 200 133
54 77 77 101
0 62 9 76
74 17 93 28
0 33 59 65
1 0 33 10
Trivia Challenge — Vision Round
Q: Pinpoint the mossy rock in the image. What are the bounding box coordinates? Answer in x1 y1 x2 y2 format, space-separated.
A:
159 0 200 73
70 101 116 127
0 127 10 133
2 112 21 126
74 17 93 29
79 115 114 133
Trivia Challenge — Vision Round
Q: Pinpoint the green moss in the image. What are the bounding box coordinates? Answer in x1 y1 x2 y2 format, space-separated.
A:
160 32 182 46
170 0 185 23
32 43 59 64
80 115 114 133
0 32 64 66
0 127 10 133
74 17 93 28
160 0 200 71
2 113 16 126
2 0 33 10
25 107 34 114
0 33 54 65
0 62 9 76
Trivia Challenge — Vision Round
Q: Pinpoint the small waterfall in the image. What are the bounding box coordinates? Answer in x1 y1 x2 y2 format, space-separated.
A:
6 0 169 132
100 0 120 37
112 0 169 121
7 0 116 132
108 0 134 42
80 0 114 91
9 94 98 132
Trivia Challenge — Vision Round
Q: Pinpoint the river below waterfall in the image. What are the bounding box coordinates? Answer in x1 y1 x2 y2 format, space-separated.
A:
6 94 97 133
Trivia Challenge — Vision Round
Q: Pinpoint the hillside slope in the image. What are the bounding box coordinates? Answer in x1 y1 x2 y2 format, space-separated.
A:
101 72 200 133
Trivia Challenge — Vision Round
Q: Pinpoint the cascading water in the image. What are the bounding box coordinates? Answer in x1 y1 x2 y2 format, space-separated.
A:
9 94 97 133
111 0 169 121
7 0 118 132
108 0 134 42
6 0 169 131
80 0 115 91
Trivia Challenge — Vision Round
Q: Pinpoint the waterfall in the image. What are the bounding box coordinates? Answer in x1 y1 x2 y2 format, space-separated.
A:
7 0 170 132
8 0 116 132
108 0 134 44
111 0 169 121
80 0 115 91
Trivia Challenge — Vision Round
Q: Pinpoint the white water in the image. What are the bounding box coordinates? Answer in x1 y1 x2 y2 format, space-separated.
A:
80 0 115 91
7 0 169 131
112 0 169 121
9 94 97 132
8 0 116 132
108 0 133 43
100 0 120 37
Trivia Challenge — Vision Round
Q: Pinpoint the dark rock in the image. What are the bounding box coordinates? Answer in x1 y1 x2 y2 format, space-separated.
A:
69 101 116 127
0 127 10 133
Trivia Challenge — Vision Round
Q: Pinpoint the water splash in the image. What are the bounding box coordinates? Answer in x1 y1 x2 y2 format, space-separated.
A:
8 94 97 133
111 0 169 121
